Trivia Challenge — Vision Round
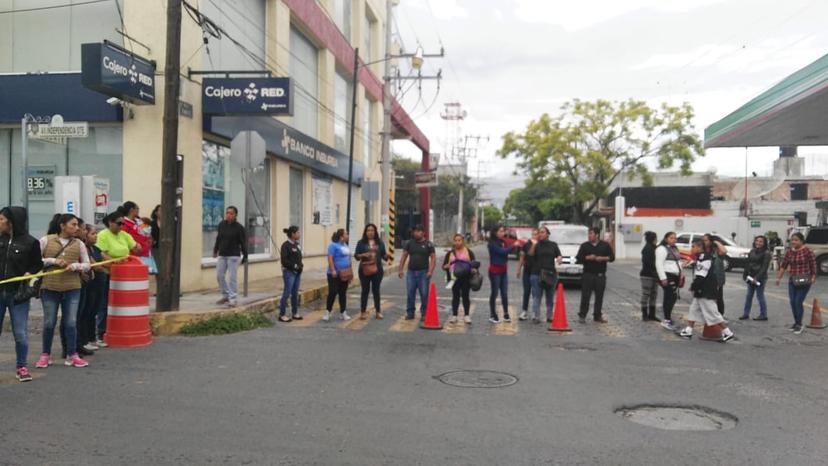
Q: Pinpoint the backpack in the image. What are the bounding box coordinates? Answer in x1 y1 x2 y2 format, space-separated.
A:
450 248 472 279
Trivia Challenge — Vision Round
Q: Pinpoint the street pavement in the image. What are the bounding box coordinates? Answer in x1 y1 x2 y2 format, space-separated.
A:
1 244 827 465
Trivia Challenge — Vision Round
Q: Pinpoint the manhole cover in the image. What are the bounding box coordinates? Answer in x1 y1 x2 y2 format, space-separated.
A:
616 405 737 431
435 370 518 388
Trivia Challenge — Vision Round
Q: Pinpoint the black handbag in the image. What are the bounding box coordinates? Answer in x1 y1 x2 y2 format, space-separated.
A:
791 274 811 288
540 269 557 289
14 276 41 304
469 269 483 291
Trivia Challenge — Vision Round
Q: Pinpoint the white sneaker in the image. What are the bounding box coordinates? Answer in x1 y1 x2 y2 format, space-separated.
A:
679 327 693 339
660 320 675 331
448 316 458 323
322 311 331 322
489 317 500 324
519 311 528 321
341 311 351 321
96 339 108 348
445 280 455 290
722 328 735 341
82 343 98 352
464 315 472 324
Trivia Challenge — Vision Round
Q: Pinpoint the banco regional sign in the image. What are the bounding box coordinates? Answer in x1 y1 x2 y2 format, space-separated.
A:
202 78 293 116
81 41 156 105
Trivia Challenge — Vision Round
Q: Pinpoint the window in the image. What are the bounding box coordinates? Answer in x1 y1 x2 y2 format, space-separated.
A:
333 0 351 41
676 234 691 245
362 97 373 166
790 183 808 201
334 71 353 153
289 167 304 229
363 11 375 61
202 140 271 258
290 26 319 138
1 2 121 72
200 0 266 71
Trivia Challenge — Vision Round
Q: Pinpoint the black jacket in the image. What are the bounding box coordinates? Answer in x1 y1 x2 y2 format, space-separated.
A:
0 207 44 292
280 240 303 273
213 220 248 259
691 251 718 300
640 243 657 278
743 248 771 284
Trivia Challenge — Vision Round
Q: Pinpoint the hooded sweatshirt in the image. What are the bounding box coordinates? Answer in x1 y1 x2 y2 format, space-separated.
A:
0 207 44 292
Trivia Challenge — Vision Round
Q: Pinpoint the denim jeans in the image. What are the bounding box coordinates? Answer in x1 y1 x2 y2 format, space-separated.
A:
279 270 301 316
743 281 768 318
0 291 30 368
530 274 555 321
489 272 509 318
217 256 242 302
788 281 811 326
406 269 430 318
41 288 81 356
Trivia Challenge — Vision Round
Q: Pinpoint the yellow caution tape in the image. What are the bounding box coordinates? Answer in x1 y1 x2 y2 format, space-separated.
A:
0 257 128 286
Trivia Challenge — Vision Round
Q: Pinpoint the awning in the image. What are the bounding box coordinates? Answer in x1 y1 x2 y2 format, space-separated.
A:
704 52 828 148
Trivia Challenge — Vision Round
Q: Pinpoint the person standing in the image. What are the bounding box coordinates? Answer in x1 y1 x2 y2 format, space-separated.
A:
0 207 43 382
213 206 247 308
120 201 151 260
35 214 91 369
278 226 303 322
702 234 728 316
355 224 388 320
528 226 562 324
487 225 514 323
655 232 683 331
150 204 162 276
325 228 352 322
518 228 539 321
740 235 771 321
640 231 660 322
398 225 436 321
678 239 735 342
442 234 477 324
776 232 816 334
95 211 141 345
78 224 108 352
576 227 615 324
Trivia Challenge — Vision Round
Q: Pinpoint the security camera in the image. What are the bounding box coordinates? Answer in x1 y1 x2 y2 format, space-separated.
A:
106 97 123 106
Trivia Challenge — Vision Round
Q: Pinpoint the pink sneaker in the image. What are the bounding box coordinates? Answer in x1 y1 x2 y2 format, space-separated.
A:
65 354 89 368
35 353 51 369
16 367 32 382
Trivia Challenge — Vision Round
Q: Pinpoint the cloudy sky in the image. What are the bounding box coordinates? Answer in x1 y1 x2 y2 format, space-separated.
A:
390 0 828 183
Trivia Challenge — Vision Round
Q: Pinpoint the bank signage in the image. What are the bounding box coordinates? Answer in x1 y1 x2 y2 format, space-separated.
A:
81 42 156 105
202 78 293 115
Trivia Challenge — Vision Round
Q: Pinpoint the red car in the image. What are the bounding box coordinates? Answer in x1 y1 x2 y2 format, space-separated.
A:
505 227 534 259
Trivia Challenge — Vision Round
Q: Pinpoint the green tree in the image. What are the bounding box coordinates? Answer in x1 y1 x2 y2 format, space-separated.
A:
503 178 569 225
431 174 478 231
498 99 704 224
480 205 503 231
391 156 420 214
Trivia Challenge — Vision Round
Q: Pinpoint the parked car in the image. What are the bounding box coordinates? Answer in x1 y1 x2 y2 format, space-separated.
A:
804 227 828 275
675 232 750 270
505 226 534 259
544 223 588 284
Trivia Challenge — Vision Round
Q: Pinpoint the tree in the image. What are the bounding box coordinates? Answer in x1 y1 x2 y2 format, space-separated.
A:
498 99 704 224
480 205 503 232
391 156 420 214
430 174 478 233
503 178 569 225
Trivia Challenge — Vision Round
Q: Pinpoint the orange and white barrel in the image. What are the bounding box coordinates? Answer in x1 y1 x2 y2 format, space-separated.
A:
106 255 153 347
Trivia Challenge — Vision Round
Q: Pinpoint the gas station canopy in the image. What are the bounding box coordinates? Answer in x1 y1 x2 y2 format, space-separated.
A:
705 52 828 148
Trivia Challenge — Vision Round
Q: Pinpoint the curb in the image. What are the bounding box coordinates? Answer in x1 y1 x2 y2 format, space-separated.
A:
150 282 334 336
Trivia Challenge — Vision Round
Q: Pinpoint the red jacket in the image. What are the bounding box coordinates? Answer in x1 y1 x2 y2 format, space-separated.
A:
122 217 151 257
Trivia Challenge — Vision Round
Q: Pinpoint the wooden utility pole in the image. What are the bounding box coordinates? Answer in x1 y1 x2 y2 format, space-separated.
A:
157 0 182 311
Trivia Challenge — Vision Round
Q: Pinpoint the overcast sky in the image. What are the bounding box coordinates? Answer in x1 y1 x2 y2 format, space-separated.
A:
390 0 828 181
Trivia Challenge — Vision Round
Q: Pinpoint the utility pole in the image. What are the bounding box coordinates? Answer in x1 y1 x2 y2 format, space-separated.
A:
157 0 182 312
379 0 394 243
454 134 487 235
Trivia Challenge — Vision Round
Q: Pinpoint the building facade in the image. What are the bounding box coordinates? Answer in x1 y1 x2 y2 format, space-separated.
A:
0 0 431 292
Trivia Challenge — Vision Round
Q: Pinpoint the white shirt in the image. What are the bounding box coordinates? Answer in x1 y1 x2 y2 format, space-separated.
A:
655 244 680 281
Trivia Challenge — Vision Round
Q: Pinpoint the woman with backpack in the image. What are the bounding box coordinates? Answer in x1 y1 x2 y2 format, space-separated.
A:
442 234 478 324
35 213 91 369
655 231 684 331
355 224 388 320
740 235 771 321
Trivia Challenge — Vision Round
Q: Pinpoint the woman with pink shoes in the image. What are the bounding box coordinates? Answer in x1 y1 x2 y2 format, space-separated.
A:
35 213 91 369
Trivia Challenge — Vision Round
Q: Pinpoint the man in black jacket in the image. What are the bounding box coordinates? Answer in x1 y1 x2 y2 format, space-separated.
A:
576 227 615 323
213 206 248 307
0 206 44 382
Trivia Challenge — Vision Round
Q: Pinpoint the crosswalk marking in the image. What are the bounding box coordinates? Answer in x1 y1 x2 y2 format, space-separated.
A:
339 300 391 330
290 307 328 328
493 305 520 336
443 303 474 334
389 314 419 333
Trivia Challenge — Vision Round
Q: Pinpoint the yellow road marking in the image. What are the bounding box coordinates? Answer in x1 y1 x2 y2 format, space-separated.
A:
389 315 419 332
339 300 391 330
290 307 328 328
493 305 520 336
443 303 474 334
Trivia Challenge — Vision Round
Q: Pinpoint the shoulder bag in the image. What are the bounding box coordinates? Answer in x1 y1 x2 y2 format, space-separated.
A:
540 269 557 289
338 267 354 282
15 238 74 304
791 274 811 288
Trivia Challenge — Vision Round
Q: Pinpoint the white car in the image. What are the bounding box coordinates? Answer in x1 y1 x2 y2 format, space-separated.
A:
674 232 750 271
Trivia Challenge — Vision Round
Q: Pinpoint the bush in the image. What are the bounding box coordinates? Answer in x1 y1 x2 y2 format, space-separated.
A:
179 312 273 336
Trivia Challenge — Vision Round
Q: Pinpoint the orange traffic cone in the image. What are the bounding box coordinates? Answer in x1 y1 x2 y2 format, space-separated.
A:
699 324 723 341
807 299 827 329
420 282 443 330
548 283 571 332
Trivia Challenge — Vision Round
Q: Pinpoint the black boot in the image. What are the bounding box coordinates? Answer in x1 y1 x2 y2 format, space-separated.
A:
641 306 649 321
648 306 660 322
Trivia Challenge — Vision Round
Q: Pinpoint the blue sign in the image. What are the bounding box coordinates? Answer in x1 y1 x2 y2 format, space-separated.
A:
206 116 363 185
202 78 293 115
81 42 156 105
0 73 121 124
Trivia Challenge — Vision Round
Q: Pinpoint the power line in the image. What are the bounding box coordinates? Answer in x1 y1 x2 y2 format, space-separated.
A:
0 0 111 15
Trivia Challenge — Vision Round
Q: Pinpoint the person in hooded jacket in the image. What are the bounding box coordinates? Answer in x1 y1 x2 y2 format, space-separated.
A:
0 207 44 382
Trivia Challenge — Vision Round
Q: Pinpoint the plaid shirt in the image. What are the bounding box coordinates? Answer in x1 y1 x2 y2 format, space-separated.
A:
781 247 816 277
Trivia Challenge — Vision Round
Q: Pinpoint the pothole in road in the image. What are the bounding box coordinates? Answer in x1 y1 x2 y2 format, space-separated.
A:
552 343 597 352
616 405 737 431
435 370 518 388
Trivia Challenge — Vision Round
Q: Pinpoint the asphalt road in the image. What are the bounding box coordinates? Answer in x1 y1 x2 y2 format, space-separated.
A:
1 244 827 465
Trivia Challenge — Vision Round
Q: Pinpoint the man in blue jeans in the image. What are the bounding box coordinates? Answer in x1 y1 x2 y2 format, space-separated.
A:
398 225 436 320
